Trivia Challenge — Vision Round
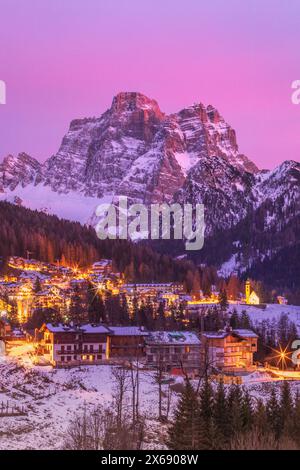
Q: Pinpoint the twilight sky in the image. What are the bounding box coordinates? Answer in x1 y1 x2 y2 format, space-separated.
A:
0 0 299 169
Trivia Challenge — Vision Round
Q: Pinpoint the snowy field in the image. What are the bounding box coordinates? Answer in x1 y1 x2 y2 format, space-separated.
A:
228 303 300 334
0 342 167 450
1 338 300 450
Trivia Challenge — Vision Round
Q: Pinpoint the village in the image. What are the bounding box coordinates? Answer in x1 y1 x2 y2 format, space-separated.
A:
0 256 300 449
0 255 299 377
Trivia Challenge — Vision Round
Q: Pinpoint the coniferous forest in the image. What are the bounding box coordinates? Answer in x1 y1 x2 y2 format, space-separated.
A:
168 379 300 450
0 201 202 285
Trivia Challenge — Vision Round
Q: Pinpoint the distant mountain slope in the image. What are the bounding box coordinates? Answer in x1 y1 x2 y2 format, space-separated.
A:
0 92 299 283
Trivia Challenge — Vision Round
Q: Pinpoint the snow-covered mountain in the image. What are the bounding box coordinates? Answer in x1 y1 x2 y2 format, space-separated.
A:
0 92 299 277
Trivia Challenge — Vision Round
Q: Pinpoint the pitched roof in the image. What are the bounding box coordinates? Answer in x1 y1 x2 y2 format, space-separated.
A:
146 331 200 345
44 323 111 334
107 326 148 336
202 328 258 339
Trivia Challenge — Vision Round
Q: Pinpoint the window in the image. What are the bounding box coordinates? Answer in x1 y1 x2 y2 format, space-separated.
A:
67 356 71 361
61 346 65 352
97 355 102 359
67 345 71 351
174 347 183 354
61 356 65 362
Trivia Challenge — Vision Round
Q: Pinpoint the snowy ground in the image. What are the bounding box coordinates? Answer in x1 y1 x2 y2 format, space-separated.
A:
228 303 300 334
1 339 300 450
0 342 168 450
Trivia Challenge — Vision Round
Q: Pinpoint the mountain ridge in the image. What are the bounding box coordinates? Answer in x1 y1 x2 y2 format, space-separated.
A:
0 92 299 280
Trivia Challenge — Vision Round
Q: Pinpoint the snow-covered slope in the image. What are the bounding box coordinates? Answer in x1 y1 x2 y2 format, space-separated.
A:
0 92 258 222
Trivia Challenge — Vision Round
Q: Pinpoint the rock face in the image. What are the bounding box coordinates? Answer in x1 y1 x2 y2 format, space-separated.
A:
0 153 42 192
0 92 299 275
0 92 258 204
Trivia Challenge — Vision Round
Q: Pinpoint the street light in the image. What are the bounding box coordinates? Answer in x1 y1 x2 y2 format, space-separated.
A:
269 344 292 371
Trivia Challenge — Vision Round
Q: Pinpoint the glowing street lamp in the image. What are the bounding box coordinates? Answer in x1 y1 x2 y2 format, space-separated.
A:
269 344 292 370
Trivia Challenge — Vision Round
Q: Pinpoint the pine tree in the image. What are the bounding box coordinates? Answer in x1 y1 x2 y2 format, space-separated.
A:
266 387 281 439
213 379 230 449
197 378 214 449
229 309 239 329
293 390 300 446
156 301 166 329
227 385 244 439
240 311 251 329
253 399 269 436
241 389 254 432
280 381 294 436
119 293 130 325
69 285 85 325
167 380 200 450
227 275 240 300
87 283 106 323
218 289 228 310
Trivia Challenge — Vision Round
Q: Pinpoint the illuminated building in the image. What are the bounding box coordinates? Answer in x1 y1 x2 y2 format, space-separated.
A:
39 323 111 367
245 279 260 305
201 328 258 372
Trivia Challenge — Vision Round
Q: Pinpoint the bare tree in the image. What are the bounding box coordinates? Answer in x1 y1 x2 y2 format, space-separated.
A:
64 405 107 450
127 349 141 425
111 366 130 426
63 404 146 450
153 351 166 422
165 383 173 421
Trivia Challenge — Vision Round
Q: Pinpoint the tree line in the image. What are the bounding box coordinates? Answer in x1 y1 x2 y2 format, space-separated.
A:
168 379 300 449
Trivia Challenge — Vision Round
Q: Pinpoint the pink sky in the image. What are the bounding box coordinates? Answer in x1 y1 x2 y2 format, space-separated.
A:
0 0 299 169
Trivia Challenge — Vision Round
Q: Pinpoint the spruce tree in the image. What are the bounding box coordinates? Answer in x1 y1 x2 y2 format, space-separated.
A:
253 399 269 436
266 387 281 439
293 390 300 446
227 384 244 439
218 289 228 310
241 389 254 432
167 380 200 450
213 379 230 449
280 381 293 436
197 378 214 449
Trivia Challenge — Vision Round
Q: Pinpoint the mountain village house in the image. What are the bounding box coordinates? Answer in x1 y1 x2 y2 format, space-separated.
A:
106 326 148 358
39 323 111 367
145 331 201 372
201 327 258 372
39 324 148 366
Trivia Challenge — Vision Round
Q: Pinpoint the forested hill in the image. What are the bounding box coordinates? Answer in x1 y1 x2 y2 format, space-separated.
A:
0 201 203 286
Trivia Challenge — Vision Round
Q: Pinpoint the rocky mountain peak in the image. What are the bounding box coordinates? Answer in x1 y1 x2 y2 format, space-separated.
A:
111 92 164 118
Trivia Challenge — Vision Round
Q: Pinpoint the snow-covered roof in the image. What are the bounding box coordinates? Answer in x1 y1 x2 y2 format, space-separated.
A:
44 323 111 334
93 260 112 267
108 326 148 336
202 329 258 339
81 324 111 334
233 329 258 339
146 331 200 345
202 331 228 339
